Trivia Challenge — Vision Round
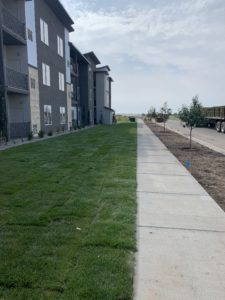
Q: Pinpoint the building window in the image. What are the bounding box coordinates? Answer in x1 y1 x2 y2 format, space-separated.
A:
59 72 65 91
30 78 35 89
42 63 51 86
33 124 38 134
57 36 64 57
70 84 74 99
27 29 33 41
60 106 66 124
67 60 70 68
40 19 49 46
44 105 52 125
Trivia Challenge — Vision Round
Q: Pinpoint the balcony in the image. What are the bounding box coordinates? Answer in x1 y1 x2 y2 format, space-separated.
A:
70 63 79 77
6 67 29 94
71 87 80 104
2 8 26 45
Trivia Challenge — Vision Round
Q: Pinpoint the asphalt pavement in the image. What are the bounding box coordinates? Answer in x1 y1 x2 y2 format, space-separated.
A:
164 119 225 155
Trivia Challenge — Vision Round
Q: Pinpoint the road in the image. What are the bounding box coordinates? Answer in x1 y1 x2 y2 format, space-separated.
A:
163 119 225 155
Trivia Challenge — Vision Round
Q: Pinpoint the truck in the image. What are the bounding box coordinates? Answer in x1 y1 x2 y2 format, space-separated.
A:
203 106 225 133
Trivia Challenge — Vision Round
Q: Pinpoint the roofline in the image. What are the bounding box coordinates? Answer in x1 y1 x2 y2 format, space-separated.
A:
95 70 109 75
45 0 74 32
69 42 90 65
97 65 111 71
84 52 101 65
104 106 115 112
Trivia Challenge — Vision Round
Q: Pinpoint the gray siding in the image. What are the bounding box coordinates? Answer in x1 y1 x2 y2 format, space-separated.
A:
34 0 68 132
87 60 96 125
79 64 89 126
0 4 7 138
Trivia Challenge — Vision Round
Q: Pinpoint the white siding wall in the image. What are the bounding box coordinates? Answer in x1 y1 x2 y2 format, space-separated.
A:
25 0 38 68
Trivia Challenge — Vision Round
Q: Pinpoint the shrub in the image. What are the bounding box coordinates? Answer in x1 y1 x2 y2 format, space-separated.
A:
156 115 164 123
129 116 136 122
48 131 53 137
38 130 45 138
27 131 33 141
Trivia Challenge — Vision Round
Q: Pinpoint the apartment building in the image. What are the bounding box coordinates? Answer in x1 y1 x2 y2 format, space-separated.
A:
0 0 30 140
69 42 90 128
0 0 114 141
95 66 114 124
25 0 74 135
84 52 101 126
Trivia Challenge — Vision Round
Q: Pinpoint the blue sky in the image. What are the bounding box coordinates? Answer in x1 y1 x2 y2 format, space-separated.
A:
62 0 225 113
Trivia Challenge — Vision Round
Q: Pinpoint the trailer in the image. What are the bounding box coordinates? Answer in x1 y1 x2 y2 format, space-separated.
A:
203 106 225 133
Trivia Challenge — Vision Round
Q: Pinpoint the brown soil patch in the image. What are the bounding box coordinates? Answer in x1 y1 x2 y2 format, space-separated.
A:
146 121 225 211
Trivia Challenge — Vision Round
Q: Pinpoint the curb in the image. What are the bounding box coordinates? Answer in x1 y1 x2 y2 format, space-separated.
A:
156 122 225 156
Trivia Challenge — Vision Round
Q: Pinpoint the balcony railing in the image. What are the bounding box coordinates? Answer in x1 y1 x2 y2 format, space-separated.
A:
2 8 26 41
70 63 79 76
77 87 80 101
71 89 80 103
6 67 28 92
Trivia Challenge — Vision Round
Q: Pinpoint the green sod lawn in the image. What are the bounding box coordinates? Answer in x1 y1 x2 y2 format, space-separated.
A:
0 123 137 300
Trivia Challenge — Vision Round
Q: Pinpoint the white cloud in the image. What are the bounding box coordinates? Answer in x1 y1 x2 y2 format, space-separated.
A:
62 0 225 113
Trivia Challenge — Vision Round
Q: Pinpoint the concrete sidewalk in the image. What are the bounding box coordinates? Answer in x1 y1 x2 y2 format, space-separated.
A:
134 120 225 300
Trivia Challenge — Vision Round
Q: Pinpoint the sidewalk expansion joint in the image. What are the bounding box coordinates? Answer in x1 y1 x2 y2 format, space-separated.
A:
137 161 179 165
137 172 189 177
138 225 225 234
137 191 208 197
137 191 211 200
137 154 172 157
138 148 167 151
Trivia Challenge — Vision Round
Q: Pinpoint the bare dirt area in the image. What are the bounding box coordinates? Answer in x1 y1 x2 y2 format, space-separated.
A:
146 121 225 212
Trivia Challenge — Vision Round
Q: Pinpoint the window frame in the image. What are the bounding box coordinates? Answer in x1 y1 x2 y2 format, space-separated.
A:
40 18 49 46
44 105 52 126
60 106 66 124
42 63 51 87
57 36 64 57
58 72 65 91
30 78 35 89
27 28 33 41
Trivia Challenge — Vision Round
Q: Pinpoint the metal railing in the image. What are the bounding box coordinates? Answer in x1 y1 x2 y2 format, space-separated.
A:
70 63 79 75
10 122 31 139
6 67 28 91
2 7 26 41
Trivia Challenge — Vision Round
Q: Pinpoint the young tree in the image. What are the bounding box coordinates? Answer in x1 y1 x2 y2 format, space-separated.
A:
147 106 157 120
179 95 205 148
160 102 172 132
